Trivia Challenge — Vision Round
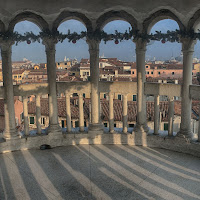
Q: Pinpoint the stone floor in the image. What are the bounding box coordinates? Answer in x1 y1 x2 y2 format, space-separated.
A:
0 145 200 200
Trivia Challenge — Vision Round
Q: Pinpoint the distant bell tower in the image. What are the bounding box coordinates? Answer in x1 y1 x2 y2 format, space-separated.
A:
64 56 67 62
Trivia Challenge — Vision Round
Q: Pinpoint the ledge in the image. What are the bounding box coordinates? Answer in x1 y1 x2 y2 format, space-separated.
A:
0 132 200 157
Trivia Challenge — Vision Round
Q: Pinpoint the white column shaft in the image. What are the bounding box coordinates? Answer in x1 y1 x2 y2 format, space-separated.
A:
168 97 174 136
65 93 71 132
78 94 84 132
23 97 29 136
109 93 114 133
154 95 160 135
123 94 128 133
36 95 41 134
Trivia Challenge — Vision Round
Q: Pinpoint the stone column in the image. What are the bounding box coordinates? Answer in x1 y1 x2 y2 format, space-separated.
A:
154 95 160 135
168 96 174 137
43 38 61 135
0 41 18 139
123 94 128 133
78 93 84 132
87 39 103 134
179 38 195 138
109 92 114 133
36 95 41 134
23 96 29 136
65 92 71 132
134 38 149 133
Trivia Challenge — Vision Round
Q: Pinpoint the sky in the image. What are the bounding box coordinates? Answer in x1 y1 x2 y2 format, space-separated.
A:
9 19 200 63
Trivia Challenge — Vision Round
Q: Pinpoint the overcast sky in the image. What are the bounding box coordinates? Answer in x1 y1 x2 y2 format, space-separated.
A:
10 19 200 63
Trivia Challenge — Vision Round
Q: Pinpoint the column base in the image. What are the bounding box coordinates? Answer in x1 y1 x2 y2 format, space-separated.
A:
177 129 193 141
88 123 104 137
3 128 20 140
133 123 149 133
47 124 62 135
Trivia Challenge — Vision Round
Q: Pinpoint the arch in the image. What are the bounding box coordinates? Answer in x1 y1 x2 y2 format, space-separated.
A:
52 11 93 32
143 9 185 34
96 10 137 31
8 11 49 32
188 9 200 31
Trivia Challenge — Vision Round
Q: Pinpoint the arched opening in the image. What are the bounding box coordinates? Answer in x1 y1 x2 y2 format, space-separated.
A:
146 19 182 135
12 20 46 135
56 19 89 131
99 20 136 133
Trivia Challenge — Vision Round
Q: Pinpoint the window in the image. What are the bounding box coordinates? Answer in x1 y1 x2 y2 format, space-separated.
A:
172 72 175 75
41 117 45 125
114 123 116 127
147 72 149 74
20 112 24 121
192 72 193 75
61 120 65 128
151 72 153 75
83 93 85 98
133 95 137 101
65 63 67 65
14 75 17 78
104 123 108 127
164 123 168 131
132 71 134 74
158 72 161 75
30 117 34 124
75 121 79 127
104 94 106 99
146 66 148 68
129 124 134 127
118 94 122 100
57 63 60 65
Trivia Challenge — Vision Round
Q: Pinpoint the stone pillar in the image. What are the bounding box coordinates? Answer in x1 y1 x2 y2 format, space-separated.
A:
123 94 128 133
36 95 41 134
87 39 103 134
179 38 195 138
154 95 160 135
0 41 18 139
78 93 84 132
168 96 174 137
134 39 149 133
109 92 114 133
65 92 71 132
43 38 61 135
23 96 29 136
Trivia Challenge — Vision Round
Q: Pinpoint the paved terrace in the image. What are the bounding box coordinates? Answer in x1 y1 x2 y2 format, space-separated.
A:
0 145 200 200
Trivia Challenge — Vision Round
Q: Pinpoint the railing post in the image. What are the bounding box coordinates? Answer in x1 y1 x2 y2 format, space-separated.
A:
168 96 174 137
109 92 114 133
36 95 41 134
0 40 18 139
87 39 103 135
154 95 160 135
123 94 128 133
23 96 29 136
43 37 61 135
78 93 84 132
179 38 195 139
134 38 149 133
65 92 71 133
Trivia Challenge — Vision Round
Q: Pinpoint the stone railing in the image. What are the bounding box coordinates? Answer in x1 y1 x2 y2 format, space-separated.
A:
1 81 200 142
145 82 182 136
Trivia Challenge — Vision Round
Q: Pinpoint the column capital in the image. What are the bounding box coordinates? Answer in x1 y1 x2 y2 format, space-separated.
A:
0 39 14 52
181 38 196 53
134 38 147 53
42 37 57 51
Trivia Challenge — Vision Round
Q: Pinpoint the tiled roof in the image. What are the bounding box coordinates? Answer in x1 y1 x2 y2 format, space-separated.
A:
27 98 199 122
